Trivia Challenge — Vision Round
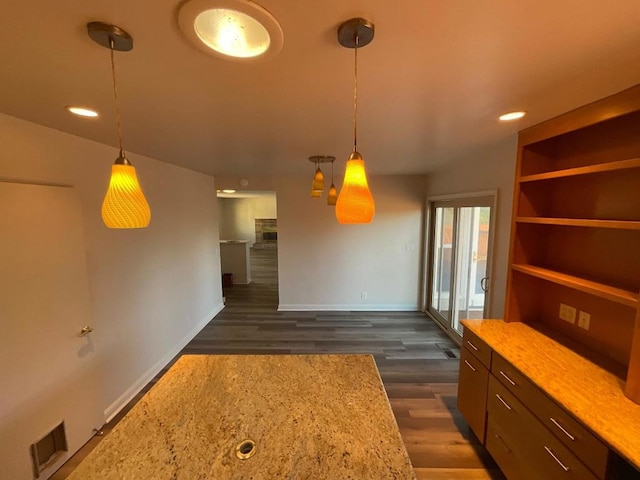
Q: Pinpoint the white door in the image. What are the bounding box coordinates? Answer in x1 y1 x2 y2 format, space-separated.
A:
0 182 104 479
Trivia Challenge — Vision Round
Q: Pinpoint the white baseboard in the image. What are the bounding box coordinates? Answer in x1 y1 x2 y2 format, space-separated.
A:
103 302 224 423
277 304 418 312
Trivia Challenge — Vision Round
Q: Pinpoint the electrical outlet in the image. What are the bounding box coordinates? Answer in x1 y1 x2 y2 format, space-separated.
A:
578 311 591 330
361 292 368 300
559 303 576 324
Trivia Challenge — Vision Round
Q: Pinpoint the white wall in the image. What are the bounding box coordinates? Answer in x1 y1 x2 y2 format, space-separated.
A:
218 195 277 245
0 113 223 479
423 136 518 318
216 135 517 315
216 175 427 311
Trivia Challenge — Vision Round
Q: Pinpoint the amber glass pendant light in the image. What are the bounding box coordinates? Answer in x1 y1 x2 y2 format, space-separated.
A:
326 158 338 206
309 155 335 199
88 22 151 229
310 159 323 197
335 18 375 224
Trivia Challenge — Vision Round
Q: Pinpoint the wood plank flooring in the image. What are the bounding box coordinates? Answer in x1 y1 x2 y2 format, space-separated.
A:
54 248 504 479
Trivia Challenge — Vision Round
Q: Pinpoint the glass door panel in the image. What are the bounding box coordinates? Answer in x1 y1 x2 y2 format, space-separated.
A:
427 197 494 339
429 207 454 323
452 206 491 334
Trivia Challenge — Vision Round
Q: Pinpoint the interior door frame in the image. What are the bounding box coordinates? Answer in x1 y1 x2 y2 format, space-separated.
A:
423 190 498 340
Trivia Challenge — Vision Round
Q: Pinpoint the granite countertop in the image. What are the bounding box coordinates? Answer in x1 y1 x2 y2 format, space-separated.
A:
68 355 415 479
462 319 640 470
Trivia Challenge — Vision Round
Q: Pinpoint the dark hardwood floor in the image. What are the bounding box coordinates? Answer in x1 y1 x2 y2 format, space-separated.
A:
54 247 504 479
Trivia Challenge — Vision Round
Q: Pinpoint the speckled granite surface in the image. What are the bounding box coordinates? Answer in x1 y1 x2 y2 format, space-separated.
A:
462 319 640 470
68 354 415 479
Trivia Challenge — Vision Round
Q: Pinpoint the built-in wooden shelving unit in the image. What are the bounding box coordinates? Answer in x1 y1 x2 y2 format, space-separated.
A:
505 84 640 404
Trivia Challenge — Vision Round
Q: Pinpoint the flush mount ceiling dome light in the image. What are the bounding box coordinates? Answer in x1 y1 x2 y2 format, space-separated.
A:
178 0 283 61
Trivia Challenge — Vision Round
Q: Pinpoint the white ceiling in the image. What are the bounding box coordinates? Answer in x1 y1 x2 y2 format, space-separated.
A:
1 0 640 176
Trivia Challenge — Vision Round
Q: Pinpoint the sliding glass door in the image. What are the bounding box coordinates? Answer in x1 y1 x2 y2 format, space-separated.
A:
427 195 495 338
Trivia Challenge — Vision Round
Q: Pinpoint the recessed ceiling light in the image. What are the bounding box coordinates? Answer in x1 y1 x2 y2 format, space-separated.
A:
178 0 283 62
66 106 99 117
222 189 236 193
499 111 526 121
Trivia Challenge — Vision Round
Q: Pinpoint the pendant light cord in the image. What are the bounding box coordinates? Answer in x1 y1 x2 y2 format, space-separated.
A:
109 38 125 156
353 34 359 153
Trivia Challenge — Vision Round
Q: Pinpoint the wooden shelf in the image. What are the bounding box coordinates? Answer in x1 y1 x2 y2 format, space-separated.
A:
519 158 640 183
511 264 639 308
507 86 640 405
516 217 640 230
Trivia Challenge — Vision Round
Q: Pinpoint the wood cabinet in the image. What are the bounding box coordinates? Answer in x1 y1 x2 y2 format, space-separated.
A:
458 321 640 478
457 343 489 442
505 84 640 403
487 375 600 480
456 86 640 478
460 326 612 479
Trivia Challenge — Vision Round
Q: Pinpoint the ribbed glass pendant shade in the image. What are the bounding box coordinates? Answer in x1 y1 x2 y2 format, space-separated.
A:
335 151 374 223
102 162 151 228
327 183 338 205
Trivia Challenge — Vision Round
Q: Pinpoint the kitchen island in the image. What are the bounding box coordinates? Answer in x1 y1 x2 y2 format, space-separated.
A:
68 354 415 479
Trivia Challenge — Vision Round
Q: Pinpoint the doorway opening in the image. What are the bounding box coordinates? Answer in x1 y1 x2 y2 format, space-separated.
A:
217 190 279 309
425 192 497 339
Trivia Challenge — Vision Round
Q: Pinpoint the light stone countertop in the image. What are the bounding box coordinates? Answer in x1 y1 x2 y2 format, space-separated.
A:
462 319 640 470
68 354 415 479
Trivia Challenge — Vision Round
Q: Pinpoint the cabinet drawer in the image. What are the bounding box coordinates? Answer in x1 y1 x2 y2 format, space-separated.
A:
488 376 599 480
458 347 489 443
486 418 538 480
491 354 608 478
462 328 492 368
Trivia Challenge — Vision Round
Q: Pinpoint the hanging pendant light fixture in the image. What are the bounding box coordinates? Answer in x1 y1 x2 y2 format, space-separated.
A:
312 161 325 194
308 155 334 198
327 158 338 206
88 22 151 229
310 159 323 197
335 18 375 224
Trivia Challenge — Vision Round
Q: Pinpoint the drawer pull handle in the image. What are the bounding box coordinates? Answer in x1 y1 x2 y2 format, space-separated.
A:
544 446 570 472
550 417 575 441
495 393 512 411
499 370 516 386
494 434 511 454
464 360 477 372
466 340 479 351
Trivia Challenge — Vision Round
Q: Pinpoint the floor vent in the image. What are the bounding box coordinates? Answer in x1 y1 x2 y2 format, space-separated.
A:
436 343 459 359
31 421 67 478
